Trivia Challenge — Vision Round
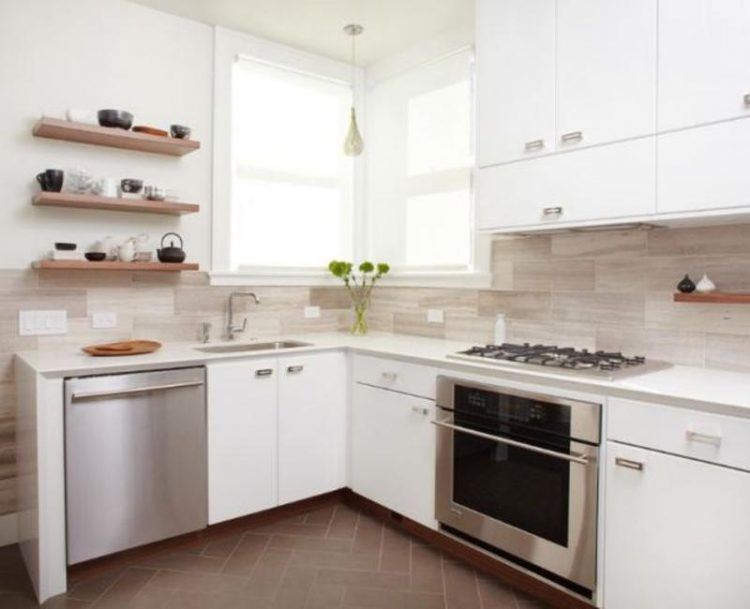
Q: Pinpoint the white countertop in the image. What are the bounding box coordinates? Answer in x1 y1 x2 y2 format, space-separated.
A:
15 331 750 418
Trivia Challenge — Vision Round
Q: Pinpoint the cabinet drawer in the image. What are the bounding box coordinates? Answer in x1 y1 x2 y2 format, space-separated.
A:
477 137 656 230
608 397 750 471
353 355 437 399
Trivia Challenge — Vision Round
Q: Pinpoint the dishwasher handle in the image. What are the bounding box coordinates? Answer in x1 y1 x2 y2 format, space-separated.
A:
70 381 204 401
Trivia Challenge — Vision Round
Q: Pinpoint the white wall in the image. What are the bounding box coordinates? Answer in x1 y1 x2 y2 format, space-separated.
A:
0 0 214 269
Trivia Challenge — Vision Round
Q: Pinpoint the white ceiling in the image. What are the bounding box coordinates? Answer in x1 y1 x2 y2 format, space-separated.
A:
128 0 474 65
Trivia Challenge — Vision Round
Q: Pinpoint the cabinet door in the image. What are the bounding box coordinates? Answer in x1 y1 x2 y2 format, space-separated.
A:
477 137 656 230
476 0 556 167
604 443 750 609
207 359 278 524
659 0 750 130
351 383 436 528
556 0 657 149
658 119 750 214
278 352 347 505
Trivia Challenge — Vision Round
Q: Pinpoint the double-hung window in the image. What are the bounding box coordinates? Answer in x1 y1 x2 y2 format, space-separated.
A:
229 57 354 272
366 48 476 274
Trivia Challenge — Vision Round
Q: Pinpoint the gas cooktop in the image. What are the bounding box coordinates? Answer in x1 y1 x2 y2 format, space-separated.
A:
448 343 672 379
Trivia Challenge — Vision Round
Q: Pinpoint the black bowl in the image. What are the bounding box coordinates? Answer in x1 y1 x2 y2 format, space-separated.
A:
170 124 191 139
85 252 107 262
120 178 143 194
98 109 134 130
54 242 77 251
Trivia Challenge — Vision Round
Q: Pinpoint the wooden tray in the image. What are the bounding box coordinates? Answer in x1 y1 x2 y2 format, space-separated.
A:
83 340 162 357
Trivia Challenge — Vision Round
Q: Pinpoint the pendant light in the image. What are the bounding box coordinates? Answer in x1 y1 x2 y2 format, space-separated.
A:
343 23 364 156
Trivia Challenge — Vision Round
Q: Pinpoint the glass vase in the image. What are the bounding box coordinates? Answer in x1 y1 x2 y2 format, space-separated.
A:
351 300 369 335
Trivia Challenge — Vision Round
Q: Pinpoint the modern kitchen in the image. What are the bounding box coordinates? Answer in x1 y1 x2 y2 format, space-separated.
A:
1 0 749 608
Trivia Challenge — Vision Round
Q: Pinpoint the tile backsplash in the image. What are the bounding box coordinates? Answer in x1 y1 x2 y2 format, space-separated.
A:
3 222 750 515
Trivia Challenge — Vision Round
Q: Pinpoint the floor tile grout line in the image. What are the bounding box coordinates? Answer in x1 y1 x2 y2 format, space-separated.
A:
89 566 158 609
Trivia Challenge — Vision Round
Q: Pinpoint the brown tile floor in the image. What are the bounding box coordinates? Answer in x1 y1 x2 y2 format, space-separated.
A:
0 502 551 608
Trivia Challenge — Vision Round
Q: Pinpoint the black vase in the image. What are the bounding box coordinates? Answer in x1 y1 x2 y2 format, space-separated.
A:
677 274 696 293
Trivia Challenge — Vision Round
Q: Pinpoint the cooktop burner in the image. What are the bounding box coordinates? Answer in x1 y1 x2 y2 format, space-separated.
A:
448 343 671 379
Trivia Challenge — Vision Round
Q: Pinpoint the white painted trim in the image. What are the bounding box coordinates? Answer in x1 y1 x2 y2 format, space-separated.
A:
0 512 18 547
209 269 492 289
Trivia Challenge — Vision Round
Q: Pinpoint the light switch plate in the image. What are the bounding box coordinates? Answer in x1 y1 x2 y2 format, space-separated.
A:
427 309 444 324
92 312 118 329
19 310 68 336
304 306 321 319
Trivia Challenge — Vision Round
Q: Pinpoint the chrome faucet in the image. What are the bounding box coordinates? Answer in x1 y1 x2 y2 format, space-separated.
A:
226 292 260 340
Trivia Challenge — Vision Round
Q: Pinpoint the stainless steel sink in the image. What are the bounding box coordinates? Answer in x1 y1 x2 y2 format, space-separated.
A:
196 340 312 354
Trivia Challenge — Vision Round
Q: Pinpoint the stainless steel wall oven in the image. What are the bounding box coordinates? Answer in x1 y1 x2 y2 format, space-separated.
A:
434 376 601 597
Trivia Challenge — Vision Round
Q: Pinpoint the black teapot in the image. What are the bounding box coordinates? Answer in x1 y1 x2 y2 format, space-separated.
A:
157 232 186 263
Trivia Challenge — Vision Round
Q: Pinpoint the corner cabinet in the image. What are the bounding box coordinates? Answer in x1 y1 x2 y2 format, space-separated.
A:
351 383 437 528
207 351 347 525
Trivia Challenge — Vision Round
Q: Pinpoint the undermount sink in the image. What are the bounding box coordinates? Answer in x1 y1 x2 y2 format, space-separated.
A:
196 340 313 354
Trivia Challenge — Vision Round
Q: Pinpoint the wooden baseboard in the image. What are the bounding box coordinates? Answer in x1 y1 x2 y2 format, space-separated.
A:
342 490 593 609
67 489 345 583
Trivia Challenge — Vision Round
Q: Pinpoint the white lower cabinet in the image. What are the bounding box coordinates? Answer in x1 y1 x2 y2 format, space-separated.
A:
278 352 347 505
207 358 278 524
604 442 750 609
207 351 347 524
350 382 436 528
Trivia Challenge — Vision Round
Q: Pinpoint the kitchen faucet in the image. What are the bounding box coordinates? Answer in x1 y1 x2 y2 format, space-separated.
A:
226 291 260 340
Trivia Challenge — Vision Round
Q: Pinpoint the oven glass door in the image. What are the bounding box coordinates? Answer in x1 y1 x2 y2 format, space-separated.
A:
452 421 570 546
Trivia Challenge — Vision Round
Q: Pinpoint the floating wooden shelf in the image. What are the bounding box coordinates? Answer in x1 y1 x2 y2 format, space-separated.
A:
33 118 200 156
674 292 750 304
33 192 199 215
33 260 199 272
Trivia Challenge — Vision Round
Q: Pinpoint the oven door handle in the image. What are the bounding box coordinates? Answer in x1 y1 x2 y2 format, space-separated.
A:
431 419 590 465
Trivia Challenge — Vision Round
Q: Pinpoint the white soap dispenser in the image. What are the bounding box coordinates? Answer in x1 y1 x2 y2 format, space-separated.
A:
494 313 507 345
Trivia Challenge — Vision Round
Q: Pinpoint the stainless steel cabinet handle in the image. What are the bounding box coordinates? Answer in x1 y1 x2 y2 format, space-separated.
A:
431 419 589 465
524 139 545 151
71 381 204 401
615 457 644 471
412 406 429 416
255 368 274 377
686 430 722 447
542 206 564 216
381 371 398 381
744 94 750 108
286 365 304 374
561 131 583 144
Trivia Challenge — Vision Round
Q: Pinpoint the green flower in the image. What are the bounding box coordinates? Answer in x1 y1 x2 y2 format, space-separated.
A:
359 261 374 273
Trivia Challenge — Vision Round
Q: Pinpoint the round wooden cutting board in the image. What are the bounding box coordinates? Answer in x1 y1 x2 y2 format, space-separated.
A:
82 340 162 356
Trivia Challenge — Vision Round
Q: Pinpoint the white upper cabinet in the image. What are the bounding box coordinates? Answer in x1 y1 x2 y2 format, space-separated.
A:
556 0 657 149
478 137 656 230
278 352 347 505
659 0 750 131
658 119 750 214
476 0 556 167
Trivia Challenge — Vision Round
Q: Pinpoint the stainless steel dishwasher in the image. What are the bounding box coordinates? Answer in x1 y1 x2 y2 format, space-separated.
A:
64 367 207 565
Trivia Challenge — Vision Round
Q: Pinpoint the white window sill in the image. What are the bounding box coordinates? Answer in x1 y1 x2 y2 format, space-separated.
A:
209 269 492 289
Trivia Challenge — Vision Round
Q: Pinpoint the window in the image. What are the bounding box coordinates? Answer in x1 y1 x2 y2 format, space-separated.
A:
230 58 354 270
366 49 475 272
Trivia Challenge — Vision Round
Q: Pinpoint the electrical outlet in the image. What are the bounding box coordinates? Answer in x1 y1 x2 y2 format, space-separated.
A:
304 306 321 319
19 310 67 336
427 309 444 324
92 312 118 329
